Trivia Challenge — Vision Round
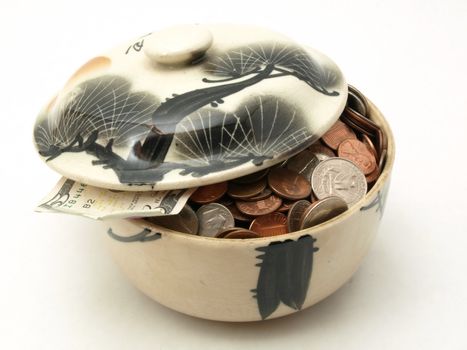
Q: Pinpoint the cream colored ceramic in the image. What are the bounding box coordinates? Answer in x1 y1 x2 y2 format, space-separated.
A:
33 24 347 191
103 98 394 322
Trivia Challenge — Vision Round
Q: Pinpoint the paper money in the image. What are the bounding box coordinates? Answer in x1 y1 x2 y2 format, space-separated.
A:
36 177 197 220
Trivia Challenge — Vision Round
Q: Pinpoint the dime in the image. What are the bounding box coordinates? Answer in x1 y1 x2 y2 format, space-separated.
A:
231 168 269 184
146 205 199 235
227 178 267 199
196 203 234 237
287 200 312 232
321 120 356 150
286 149 320 181
365 164 380 184
337 138 377 175
299 196 348 229
308 142 335 161
190 182 228 204
250 212 288 237
224 230 260 239
236 195 282 216
268 167 312 200
311 158 367 206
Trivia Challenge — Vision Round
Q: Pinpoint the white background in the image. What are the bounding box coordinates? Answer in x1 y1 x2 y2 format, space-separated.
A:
1 0 467 349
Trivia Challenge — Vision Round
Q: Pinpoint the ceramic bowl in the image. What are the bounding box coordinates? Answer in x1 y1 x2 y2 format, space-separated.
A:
103 97 394 322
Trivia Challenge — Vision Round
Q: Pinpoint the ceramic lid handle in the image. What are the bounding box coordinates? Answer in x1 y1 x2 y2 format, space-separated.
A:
144 24 213 65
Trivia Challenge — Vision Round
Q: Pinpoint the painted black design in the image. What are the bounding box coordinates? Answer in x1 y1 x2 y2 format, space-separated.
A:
204 43 340 96
125 33 152 54
107 227 161 242
360 185 389 219
252 234 319 320
35 42 340 186
136 43 339 163
172 97 311 169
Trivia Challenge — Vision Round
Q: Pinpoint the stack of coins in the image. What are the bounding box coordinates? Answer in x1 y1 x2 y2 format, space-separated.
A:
147 86 387 239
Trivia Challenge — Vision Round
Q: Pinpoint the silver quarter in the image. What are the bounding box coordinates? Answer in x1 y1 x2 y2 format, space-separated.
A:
311 158 367 206
196 203 235 237
299 196 348 229
146 205 199 235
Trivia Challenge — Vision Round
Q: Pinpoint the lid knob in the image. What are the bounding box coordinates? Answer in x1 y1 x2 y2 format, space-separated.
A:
144 24 213 65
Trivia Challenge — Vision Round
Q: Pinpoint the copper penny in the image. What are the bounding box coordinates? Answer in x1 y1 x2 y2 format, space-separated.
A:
365 164 380 184
215 227 244 238
231 168 269 184
287 200 311 232
343 108 380 139
348 85 369 116
268 167 311 200
242 188 272 202
235 195 282 216
361 134 378 161
250 212 288 237
224 230 260 239
347 89 368 116
227 203 252 222
190 182 228 204
227 178 267 199
321 120 356 150
338 139 377 175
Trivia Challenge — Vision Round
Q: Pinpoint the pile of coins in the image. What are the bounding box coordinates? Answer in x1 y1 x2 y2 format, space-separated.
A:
147 86 387 239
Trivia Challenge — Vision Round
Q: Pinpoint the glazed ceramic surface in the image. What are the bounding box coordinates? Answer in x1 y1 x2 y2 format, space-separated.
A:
33 24 347 191
103 98 394 322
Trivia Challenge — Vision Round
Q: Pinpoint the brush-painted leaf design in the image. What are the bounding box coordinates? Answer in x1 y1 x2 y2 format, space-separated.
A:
253 244 282 320
289 235 318 310
107 227 161 242
253 235 319 320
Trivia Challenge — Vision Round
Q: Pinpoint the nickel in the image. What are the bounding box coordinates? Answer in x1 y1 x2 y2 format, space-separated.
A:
196 203 234 237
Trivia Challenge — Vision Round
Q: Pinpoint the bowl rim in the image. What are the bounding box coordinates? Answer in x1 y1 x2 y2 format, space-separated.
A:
127 89 395 244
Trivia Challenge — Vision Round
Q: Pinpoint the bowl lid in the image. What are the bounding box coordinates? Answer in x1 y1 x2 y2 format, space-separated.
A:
33 24 347 190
